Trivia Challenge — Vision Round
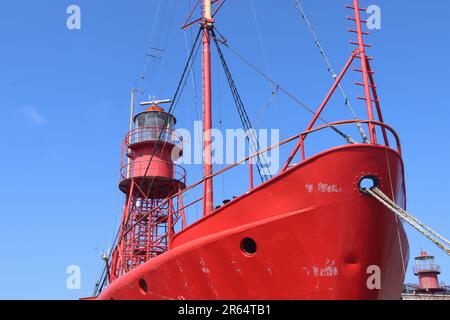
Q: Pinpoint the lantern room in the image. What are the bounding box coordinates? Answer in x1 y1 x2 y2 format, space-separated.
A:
119 99 185 198
134 105 176 142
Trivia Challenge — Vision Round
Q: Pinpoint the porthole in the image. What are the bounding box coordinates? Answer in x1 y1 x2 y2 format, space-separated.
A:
241 237 257 255
138 278 148 295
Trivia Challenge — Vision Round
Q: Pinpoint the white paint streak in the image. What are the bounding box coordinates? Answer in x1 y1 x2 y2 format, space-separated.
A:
317 183 342 193
202 266 210 274
231 260 241 274
312 259 338 277
306 183 343 193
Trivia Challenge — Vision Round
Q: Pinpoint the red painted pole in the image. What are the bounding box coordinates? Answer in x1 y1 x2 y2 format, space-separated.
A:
167 198 173 248
202 1 214 216
353 0 377 143
179 192 187 229
116 180 135 275
281 51 357 172
249 156 254 191
305 50 358 133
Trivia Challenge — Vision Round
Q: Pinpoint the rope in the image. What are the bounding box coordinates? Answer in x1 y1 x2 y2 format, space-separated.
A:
365 187 450 255
372 187 450 247
212 28 356 145
294 0 368 144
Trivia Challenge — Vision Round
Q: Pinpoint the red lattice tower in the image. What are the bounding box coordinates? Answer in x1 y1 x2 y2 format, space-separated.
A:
109 100 185 281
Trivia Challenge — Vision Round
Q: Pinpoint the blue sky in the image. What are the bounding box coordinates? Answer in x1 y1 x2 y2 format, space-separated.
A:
0 0 448 299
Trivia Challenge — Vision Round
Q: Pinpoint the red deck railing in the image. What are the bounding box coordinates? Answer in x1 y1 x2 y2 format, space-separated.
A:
121 119 402 247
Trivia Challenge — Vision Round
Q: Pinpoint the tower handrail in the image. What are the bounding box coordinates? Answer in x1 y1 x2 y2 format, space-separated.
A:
413 264 441 274
124 126 183 148
119 159 187 184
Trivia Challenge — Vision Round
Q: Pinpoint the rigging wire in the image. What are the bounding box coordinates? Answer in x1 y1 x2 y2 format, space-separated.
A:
212 29 273 182
254 86 279 126
216 53 226 201
144 1 179 98
135 0 163 95
249 0 271 79
249 0 281 126
92 194 124 296
149 0 180 97
294 0 368 143
385 149 407 276
212 27 355 144
184 32 200 121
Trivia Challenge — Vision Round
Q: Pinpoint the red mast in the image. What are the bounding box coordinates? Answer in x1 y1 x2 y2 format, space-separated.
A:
182 0 225 215
352 0 376 143
202 0 214 215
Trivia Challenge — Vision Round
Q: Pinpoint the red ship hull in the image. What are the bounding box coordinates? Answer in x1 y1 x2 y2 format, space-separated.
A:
98 144 409 300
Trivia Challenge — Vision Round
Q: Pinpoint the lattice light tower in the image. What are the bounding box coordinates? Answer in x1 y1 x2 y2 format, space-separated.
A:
413 250 445 293
109 99 185 281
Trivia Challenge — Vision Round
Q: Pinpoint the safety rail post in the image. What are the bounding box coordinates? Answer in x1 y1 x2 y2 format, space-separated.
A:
179 192 187 229
126 88 135 179
117 179 135 275
249 157 254 191
300 134 306 162
168 198 174 248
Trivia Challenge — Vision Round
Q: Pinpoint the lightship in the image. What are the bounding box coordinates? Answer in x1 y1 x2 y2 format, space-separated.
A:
91 0 409 300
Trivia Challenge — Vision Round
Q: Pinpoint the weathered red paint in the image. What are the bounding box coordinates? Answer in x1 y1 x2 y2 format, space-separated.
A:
99 144 409 300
